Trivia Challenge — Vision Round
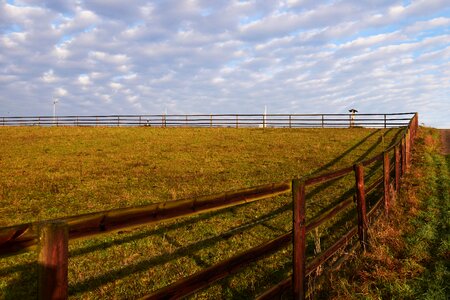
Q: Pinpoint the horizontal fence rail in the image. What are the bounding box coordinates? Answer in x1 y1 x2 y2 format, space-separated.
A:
0 113 416 128
0 113 419 300
0 182 291 256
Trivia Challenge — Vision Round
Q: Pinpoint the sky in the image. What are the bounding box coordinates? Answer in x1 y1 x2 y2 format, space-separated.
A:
0 0 449 128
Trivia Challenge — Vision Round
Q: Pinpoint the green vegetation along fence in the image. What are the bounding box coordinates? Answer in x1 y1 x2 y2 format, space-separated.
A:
0 113 419 299
0 113 415 128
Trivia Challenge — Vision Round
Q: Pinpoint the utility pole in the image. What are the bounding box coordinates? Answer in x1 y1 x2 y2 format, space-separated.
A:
53 98 59 125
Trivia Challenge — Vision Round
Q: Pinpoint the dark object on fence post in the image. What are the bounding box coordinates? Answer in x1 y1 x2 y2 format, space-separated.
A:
383 151 390 215
395 146 400 194
292 179 306 300
384 114 387 128
321 115 324 128
348 109 358 128
38 221 68 300
354 164 368 251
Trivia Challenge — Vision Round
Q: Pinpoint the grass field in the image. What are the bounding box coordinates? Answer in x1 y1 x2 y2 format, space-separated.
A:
0 126 403 299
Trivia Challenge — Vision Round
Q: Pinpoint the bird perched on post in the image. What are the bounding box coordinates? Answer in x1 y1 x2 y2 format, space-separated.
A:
349 109 358 127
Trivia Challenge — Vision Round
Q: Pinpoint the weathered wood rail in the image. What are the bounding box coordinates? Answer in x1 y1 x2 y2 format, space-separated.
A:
0 113 415 128
0 113 419 299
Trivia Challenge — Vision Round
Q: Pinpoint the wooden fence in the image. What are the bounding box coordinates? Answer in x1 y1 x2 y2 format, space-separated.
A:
0 113 419 299
0 113 415 128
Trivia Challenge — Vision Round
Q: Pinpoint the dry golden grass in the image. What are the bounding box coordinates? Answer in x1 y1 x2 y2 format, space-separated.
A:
0 126 404 299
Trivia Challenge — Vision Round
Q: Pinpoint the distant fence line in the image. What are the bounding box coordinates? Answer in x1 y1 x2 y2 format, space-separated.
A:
0 113 416 128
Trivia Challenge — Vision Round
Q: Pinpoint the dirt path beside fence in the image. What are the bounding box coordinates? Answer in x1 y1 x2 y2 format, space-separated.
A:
441 129 450 155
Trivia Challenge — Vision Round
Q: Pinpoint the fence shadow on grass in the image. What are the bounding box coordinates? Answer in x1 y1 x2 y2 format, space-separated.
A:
305 129 388 215
309 129 382 177
218 259 293 299
68 200 293 296
1 262 37 300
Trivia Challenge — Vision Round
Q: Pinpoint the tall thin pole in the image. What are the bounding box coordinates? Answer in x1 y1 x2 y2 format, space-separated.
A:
53 98 58 125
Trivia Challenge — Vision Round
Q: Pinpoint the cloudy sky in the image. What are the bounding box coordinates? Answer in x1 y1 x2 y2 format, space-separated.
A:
1 0 449 127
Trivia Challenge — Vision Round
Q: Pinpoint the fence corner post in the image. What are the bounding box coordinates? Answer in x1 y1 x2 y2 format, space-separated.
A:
38 221 69 300
292 179 306 300
383 151 390 215
354 164 368 251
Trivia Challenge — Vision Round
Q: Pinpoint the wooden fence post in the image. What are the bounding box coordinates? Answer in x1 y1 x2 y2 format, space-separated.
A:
321 115 324 128
383 151 390 215
395 146 400 194
354 164 368 251
292 179 306 300
384 114 387 128
406 129 411 169
38 221 68 300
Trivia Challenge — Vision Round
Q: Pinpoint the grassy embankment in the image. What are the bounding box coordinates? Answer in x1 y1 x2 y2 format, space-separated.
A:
321 127 449 299
0 126 402 299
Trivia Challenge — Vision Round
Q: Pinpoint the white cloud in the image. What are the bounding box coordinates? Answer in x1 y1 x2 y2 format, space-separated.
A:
41 69 57 83
78 74 91 85
55 87 68 97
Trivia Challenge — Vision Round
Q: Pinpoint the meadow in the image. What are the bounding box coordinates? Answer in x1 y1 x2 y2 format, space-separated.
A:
0 126 403 299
